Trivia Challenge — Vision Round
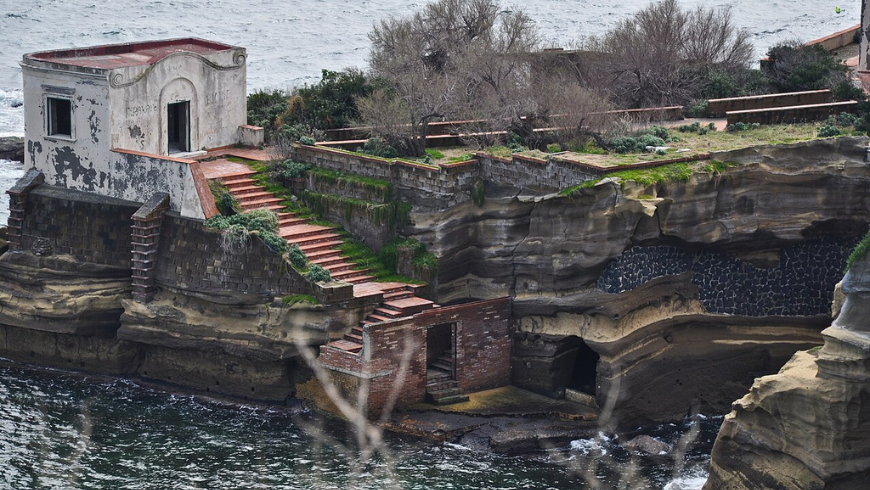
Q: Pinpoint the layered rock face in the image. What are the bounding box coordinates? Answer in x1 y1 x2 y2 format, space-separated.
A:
704 257 870 490
410 137 870 424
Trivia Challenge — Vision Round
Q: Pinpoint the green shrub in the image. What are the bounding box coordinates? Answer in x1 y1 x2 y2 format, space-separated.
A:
283 294 319 306
836 112 859 126
684 100 709 118
299 136 316 145
205 209 287 254
832 79 866 102
764 43 848 93
637 134 665 150
644 125 670 140
818 125 840 137
611 136 639 154
288 243 307 269
698 127 708 135
546 143 562 153
472 180 485 207
708 122 717 131
277 160 311 180
217 192 238 216
358 137 398 158
656 149 667 155
247 89 288 130
846 231 870 272
727 121 761 132
378 237 437 275
306 264 332 283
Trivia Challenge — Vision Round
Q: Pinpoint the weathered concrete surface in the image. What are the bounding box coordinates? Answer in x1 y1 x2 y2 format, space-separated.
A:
409 137 870 425
704 257 870 490
0 136 24 161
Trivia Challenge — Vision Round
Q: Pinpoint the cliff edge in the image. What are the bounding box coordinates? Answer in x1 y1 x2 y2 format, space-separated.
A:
704 252 870 489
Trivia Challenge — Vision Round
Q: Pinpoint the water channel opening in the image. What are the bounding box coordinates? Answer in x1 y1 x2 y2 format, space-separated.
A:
569 339 600 396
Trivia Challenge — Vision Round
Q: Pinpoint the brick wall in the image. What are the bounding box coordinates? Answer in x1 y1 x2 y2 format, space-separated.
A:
708 90 832 117
19 186 138 267
725 101 858 125
364 318 428 414
155 212 308 296
415 297 512 393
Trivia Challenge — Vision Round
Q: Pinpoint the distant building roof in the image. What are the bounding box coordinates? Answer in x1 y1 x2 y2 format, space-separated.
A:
24 37 239 70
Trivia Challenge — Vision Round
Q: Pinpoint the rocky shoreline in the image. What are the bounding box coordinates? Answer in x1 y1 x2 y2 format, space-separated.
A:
0 136 24 162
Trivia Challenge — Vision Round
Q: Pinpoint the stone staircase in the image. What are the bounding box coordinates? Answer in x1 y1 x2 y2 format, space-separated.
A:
325 290 436 354
219 171 374 284
426 358 468 406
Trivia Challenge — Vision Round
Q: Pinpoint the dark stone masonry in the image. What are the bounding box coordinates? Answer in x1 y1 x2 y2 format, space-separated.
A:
597 239 855 317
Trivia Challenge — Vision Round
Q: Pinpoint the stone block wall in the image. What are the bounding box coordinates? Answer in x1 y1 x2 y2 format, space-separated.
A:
19 186 138 267
303 192 395 252
415 297 512 393
477 153 603 191
155 212 308 296
597 238 855 317
307 173 391 203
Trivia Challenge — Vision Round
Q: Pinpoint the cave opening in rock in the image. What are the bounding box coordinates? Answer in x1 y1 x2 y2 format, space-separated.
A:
569 339 600 396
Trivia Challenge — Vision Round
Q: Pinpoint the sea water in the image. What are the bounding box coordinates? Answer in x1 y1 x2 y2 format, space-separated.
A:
0 363 721 489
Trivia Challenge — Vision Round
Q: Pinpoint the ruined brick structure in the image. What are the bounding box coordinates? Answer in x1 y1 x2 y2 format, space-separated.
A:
319 297 512 419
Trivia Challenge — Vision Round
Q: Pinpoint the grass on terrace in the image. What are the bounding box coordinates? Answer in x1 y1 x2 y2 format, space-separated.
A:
421 122 828 168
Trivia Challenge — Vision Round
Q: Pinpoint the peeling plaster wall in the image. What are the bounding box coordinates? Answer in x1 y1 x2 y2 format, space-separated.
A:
22 68 111 193
109 49 246 154
21 45 246 218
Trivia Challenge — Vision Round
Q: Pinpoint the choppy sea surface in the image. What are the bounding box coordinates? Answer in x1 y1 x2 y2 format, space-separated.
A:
0 363 719 490
0 1 860 487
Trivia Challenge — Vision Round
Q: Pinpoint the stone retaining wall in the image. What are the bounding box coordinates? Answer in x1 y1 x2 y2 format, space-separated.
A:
20 186 139 267
155 212 309 296
597 238 854 317
477 153 603 191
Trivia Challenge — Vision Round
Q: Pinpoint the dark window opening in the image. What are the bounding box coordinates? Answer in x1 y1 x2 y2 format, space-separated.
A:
427 323 455 380
568 339 600 396
47 97 72 137
167 101 190 153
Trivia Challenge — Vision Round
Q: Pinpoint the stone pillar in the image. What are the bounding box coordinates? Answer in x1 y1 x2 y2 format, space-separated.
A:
861 0 870 72
131 193 170 303
4 168 44 252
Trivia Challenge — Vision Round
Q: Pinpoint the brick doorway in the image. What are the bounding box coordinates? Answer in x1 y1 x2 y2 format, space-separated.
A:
426 322 463 403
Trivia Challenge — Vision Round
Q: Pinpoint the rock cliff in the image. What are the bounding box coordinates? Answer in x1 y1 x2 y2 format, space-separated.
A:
704 254 870 490
408 137 870 425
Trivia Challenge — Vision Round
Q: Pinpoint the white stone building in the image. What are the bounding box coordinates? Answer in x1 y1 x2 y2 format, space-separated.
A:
20 38 261 218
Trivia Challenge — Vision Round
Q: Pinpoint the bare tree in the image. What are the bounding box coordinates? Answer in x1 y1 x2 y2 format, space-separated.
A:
588 0 752 108
362 0 540 156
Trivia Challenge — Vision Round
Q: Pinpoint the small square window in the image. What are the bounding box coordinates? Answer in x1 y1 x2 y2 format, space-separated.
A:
47 97 72 138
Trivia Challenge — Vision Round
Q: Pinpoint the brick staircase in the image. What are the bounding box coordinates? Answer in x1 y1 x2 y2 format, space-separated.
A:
219 171 373 284
217 165 456 405
325 290 436 354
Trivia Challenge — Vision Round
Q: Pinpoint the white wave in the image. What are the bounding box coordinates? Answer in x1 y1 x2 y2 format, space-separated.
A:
663 466 709 490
